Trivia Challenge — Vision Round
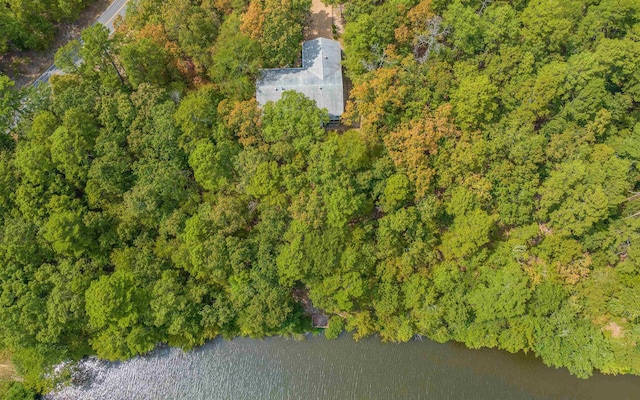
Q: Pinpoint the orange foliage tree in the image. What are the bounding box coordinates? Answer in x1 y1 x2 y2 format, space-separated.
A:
343 61 409 136
218 98 263 149
241 0 265 39
384 104 459 199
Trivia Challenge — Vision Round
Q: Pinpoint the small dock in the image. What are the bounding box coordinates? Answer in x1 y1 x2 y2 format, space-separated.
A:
312 314 329 328
293 288 329 329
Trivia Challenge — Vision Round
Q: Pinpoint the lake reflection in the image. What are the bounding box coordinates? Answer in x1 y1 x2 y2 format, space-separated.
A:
47 334 640 400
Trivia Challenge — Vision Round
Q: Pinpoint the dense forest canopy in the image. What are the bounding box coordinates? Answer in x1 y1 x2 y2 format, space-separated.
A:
1 0 640 395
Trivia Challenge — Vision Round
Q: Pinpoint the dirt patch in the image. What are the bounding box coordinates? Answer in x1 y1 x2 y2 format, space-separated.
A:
0 350 18 382
305 0 334 40
603 321 625 339
0 0 113 88
0 365 18 382
538 223 553 236
305 0 346 42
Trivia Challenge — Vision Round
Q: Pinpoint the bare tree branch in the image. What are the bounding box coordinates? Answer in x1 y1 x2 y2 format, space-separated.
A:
413 16 449 64
477 0 493 15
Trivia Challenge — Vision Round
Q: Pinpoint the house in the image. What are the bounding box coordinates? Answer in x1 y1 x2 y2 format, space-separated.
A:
256 38 345 122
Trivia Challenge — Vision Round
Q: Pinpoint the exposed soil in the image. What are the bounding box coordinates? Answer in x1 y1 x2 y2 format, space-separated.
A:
0 0 113 88
0 350 18 382
305 0 345 42
305 0 333 41
538 223 554 236
0 365 19 382
603 321 625 339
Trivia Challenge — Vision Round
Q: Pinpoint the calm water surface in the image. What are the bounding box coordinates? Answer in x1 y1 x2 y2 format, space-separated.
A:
47 334 640 400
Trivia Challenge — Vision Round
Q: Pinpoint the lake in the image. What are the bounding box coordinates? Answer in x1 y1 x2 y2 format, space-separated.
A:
46 334 640 400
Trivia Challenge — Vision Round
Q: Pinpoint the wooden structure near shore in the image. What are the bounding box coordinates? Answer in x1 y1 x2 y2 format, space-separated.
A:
293 288 330 329
312 314 329 329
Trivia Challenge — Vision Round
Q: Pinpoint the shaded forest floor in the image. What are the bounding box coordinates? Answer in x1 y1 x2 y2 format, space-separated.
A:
0 0 112 88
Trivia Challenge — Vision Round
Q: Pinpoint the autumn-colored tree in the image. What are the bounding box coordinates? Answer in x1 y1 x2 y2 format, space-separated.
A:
385 104 459 199
240 0 265 39
343 65 409 136
218 98 263 149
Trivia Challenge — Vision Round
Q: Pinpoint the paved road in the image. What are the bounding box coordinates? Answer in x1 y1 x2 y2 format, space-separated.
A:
96 0 130 33
33 0 130 85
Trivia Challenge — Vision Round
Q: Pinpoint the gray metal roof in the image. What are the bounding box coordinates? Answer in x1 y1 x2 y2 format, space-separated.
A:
256 38 345 120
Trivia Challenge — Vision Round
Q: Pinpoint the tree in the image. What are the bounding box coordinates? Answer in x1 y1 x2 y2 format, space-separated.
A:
440 208 497 260
261 91 328 154
79 24 124 85
159 0 221 72
468 263 532 323
537 153 631 237
395 0 450 64
343 2 403 78
120 38 175 89
380 173 412 213
240 0 265 39
0 0 96 55
85 271 157 360
385 104 459 198
342 67 410 135
259 0 311 67
38 259 98 356
442 0 485 56
520 0 582 61
188 139 238 193
325 316 344 339
0 151 16 219
533 305 614 378
2 382 37 400
173 86 224 153
49 107 98 188
0 74 21 138
218 99 262 148
177 196 252 283
85 128 133 210
41 199 91 258
210 13 261 100
150 270 208 349
577 0 640 46
451 73 499 130
54 40 82 74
